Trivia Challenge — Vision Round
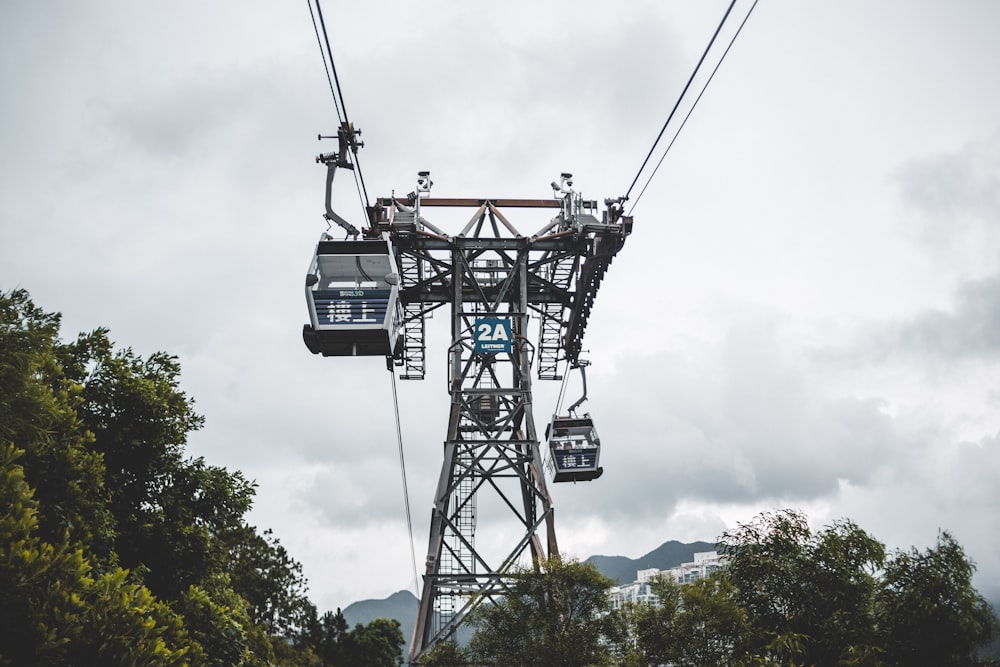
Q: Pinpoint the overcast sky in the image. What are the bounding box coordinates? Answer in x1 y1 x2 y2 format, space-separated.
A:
3 1 1000 613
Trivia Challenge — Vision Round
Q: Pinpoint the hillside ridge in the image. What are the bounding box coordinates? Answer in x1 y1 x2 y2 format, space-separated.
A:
341 539 716 656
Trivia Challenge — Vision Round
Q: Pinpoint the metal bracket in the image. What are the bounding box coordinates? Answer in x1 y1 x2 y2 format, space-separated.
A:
316 122 364 238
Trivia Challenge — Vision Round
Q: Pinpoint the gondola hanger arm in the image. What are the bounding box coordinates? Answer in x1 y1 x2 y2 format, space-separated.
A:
317 122 363 239
567 359 590 415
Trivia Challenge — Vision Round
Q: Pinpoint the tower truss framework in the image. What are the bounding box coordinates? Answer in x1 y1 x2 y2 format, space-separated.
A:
367 190 631 664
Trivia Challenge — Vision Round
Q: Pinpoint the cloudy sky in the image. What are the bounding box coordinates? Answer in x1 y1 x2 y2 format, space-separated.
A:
3 1 1000 612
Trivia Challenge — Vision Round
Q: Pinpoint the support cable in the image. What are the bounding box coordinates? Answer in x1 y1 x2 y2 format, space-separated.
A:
390 369 421 598
314 0 350 132
307 0 343 124
554 363 572 416
623 0 738 203
628 0 758 215
308 0 372 219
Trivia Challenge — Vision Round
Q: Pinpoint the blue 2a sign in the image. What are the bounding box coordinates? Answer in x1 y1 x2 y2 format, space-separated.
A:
474 317 512 354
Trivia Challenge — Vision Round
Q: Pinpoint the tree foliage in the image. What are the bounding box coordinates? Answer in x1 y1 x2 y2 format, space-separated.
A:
300 607 404 666
719 509 998 667
0 288 403 666
877 531 1000 666
721 510 886 665
420 639 469 667
0 289 113 554
346 617 406 667
457 510 998 667
628 572 750 667
0 443 195 665
467 557 615 667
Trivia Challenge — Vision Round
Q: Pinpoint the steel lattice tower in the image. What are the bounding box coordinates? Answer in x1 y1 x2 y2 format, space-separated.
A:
364 182 631 664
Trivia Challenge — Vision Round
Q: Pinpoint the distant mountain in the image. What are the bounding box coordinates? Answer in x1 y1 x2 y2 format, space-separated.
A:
343 588 419 631
343 589 419 658
586 539 717 584
337 540 714 654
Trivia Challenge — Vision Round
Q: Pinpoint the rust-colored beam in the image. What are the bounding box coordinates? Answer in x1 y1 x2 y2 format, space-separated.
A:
377 197 562 209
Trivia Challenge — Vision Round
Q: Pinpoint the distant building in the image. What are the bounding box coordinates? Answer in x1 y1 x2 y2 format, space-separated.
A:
609 551 723 610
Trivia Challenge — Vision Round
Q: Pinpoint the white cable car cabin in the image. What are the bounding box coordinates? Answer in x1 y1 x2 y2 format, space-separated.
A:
302 236 403 357
546 414 603 483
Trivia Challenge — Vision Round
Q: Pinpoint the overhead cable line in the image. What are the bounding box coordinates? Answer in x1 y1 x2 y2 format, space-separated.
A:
306 0 415 591
307 0 343 124
623 0 740 204
628 0 759 215
307 0 372 217
313 0 349 127
390 370 421 598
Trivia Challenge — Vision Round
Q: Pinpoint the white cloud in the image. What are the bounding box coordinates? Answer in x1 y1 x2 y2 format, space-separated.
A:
3 0 1000 610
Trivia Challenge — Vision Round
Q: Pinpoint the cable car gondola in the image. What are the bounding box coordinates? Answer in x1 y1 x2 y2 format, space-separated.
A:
302 235 403 357
546 413 603 482
546 360 603 482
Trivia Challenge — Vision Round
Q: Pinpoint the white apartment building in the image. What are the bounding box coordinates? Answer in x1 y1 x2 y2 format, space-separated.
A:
608 551 724 610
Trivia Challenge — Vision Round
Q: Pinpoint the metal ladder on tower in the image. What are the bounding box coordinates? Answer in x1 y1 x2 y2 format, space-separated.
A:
536 250 578 380
397 231 427 380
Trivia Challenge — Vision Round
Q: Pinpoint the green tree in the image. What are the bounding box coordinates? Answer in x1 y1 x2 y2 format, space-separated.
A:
78 568 200 666
467 557 614 667
227 525 314 638
633 572 750 667
344 617 405 667
63 329 260 600
0 441 88 664
718 510 999 666
877 531 999 666
174 581 257 667
298 608 405 667
419 639 469 666
0 289 114 555
601 601 647 667
720 510 885 665
630 577 681 667
1 287 323 666
675 574 749 665
0 443 196 666
304 607 351 665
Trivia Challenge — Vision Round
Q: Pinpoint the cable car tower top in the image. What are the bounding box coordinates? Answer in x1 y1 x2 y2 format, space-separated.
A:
303 123 633 665
372 171 632 380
